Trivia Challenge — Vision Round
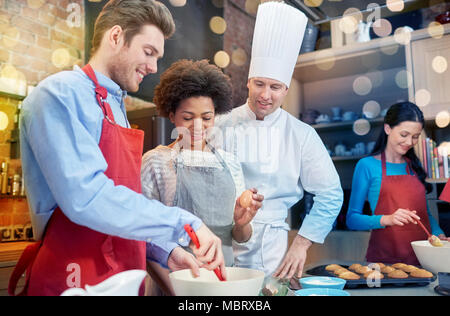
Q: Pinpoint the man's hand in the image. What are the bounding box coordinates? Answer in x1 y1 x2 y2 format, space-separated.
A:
273 234 312 280
167 247 203 277
234 188 264 227
189 224 226 279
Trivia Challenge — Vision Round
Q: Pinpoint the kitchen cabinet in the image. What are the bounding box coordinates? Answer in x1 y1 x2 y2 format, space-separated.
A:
285 24 450 191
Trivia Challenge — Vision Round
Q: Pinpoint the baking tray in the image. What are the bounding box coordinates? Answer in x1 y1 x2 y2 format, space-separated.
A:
306 264 436 289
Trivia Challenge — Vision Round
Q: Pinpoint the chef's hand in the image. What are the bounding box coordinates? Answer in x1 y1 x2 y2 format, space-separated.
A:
167 246 203 277
273 234 312 280
380 208 421 227
190 224 226 279
234 188 264 227
233 188 264 243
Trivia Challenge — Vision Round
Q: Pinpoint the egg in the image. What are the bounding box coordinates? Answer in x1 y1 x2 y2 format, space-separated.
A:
240 190 253 208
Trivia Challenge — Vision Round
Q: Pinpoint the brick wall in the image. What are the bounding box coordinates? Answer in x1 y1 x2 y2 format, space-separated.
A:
0 0 86 162
223 0 256 108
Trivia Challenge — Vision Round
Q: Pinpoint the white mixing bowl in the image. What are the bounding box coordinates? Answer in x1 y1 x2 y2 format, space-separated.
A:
411 240 450 274
169 267 265 296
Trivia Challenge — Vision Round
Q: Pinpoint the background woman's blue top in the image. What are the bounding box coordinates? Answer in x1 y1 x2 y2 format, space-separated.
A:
346 156 444 236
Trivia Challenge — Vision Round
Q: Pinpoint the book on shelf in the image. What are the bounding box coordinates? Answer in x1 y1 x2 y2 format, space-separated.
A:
416 135 449 180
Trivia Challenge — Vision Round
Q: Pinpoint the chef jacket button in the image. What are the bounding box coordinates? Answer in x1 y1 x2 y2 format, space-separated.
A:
178 237 184 243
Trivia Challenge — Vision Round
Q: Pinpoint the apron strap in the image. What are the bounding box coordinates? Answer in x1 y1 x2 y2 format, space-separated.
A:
381 152 414 177
381 152 387 179
81 64 116 124
8 241 42 296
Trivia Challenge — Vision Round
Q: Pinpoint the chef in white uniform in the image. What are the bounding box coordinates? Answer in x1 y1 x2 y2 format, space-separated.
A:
215 2 343 279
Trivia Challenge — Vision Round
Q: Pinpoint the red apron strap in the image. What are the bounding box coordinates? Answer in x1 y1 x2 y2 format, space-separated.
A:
81 64 116 123
8 241 42 296
381 152 387 178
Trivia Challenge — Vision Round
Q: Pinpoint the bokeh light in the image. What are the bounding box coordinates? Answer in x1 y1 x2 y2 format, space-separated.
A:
353 76 372 96
209 16 227 35
395 69 413 89
304 0 323 7
0 111 9 131
373 19 392 37
363 100 381 119
214 51 230 68
393 27 412 45
245 0 260 15
212 0 225 8
51 48 71 69
435 111 450 128
427 21 444 39
315 50 336 71
431 56 448 74
387 0 404 12
353 119 371 136
169 0 187 7
231 48 247 66
415 89 431 107
27 0 45 9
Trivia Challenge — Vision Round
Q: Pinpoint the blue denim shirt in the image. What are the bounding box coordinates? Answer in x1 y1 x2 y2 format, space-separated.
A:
20 66 202 268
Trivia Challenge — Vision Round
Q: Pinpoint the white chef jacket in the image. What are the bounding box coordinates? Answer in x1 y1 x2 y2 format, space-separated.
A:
215 102 343 275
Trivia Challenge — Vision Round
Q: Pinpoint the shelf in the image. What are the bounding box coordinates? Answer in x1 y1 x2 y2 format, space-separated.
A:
332 155 366 162
0 90 25 101
293 24 450 84
311 117 384 132
426 178 449 184
0 195 26 200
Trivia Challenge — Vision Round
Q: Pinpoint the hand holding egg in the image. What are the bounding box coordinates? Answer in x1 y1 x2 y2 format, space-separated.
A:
234 188 264 227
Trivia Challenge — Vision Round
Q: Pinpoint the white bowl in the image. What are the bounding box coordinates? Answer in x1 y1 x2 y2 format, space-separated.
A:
411 240 450 274
169 267 265 296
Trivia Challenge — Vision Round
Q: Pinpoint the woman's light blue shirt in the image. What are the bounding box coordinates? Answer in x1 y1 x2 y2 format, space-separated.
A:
20 66 202 268
346 156 444 236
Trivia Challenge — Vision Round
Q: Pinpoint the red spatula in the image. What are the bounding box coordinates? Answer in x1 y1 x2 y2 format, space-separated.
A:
184 224 226 281
416 219 443 247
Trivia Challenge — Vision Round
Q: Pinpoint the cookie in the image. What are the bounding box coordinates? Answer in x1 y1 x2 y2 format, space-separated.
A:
401 265 419 273
387 269 408 279
392 263 407 269
381 266 396 274
364 270 384 279
338 271 360 280
410 269 433 278
370 262 385 269
333 268 349 275
325 264 342 271
349 263 362 271
355 266 372 274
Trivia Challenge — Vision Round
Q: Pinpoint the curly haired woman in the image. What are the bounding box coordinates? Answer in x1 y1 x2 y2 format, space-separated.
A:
141 59 264 295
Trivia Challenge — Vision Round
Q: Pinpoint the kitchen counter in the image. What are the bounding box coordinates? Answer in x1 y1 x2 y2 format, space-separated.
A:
303 260 442 296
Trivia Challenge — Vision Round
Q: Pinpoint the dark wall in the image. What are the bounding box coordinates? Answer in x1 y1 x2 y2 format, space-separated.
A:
84 0 224 102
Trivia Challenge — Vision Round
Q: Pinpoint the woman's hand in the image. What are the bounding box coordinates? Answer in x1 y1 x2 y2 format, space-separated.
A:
380 208 421 227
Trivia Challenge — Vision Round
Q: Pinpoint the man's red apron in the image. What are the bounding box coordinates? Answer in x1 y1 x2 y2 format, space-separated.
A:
8 65 146 296
366 152 430 265
440 180 450 203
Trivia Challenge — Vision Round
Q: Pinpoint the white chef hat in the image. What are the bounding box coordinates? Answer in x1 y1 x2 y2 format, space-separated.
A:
248 1 307 88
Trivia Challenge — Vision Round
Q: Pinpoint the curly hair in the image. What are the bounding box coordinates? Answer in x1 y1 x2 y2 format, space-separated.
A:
153 59 233 117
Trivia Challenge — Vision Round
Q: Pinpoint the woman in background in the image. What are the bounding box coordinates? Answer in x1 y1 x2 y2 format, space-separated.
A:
141 59 263 295
347 102 448 265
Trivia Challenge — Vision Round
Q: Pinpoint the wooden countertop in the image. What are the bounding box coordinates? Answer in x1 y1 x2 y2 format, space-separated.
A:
0 241 34 263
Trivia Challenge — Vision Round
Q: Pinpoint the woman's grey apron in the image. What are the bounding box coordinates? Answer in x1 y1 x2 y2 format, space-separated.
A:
173 144 236 266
